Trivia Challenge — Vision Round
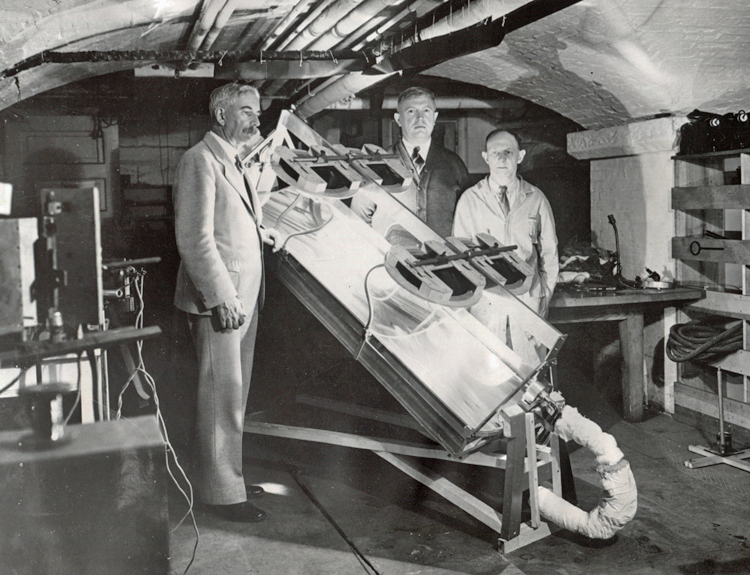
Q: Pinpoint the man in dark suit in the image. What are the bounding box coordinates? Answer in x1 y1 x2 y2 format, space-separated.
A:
173 82 279 523
352 87 471 237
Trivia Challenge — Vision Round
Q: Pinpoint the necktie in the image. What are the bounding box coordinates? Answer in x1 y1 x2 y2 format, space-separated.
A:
498 185 510 217
412 146 425 172
235 155 260 220
235 155 266 310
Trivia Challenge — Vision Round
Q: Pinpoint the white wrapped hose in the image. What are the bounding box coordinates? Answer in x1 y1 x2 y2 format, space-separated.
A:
538 406 637 539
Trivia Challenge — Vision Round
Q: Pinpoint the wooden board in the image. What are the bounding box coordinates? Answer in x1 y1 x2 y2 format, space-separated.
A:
672 236 750 264
686 290 750 320
675 382 750 430
672 184 750 210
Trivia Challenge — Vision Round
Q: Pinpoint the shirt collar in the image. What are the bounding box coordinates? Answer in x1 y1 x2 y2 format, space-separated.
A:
207 130 241 161
487 175 521 198
402 137 431 162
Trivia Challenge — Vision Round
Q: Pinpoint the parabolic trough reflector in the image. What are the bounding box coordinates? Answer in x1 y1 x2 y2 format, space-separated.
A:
256 112 565 457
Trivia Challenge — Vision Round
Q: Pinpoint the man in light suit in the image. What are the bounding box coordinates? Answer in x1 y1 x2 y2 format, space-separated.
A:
173 82 279 523
352 86 471 237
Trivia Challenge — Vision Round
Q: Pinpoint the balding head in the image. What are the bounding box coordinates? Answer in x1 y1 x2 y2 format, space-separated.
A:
482 129 526 186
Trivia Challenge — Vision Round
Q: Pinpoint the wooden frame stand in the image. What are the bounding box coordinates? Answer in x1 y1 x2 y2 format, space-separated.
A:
244 397 576 553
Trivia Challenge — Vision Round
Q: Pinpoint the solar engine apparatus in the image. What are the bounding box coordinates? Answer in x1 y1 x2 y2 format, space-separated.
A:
242 110 637 551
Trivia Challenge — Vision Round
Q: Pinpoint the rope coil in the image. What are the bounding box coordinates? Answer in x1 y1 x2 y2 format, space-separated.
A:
666 319 743 364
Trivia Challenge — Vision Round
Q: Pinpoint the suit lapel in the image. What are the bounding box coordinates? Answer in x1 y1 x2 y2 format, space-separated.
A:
203 134 256 219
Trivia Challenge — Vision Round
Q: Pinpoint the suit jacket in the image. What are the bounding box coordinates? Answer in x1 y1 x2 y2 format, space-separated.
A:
391 139 471 238
173 132 263 316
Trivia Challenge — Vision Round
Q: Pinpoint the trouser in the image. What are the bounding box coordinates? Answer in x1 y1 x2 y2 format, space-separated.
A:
187 306 259 505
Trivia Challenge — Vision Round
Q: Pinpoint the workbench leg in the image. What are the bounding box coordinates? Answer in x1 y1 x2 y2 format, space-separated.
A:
619 312 645 422
501 411 526 542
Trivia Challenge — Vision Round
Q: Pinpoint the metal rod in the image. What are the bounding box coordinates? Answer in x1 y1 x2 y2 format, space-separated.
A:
717 367 726 450
292 151 400 163
411 244 518 268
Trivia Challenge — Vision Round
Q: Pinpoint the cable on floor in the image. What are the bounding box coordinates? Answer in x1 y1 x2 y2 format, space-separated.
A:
666 318 743 364
282 459 382 575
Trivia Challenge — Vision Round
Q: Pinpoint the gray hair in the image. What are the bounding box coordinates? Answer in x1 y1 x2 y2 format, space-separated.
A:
209 83 260 119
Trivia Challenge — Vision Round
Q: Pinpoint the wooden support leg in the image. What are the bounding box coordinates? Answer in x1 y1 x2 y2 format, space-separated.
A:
619 311 645 421
501 410 526 542
525 413 540 529
557 437 577 505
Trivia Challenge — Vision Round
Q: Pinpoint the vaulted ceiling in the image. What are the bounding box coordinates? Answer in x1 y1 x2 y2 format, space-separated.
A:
1 0 747 129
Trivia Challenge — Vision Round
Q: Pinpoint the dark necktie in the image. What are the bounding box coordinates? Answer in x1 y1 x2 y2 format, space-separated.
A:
412 146 425 172
235 155 257 216
235 155 266 310
498 185 510 217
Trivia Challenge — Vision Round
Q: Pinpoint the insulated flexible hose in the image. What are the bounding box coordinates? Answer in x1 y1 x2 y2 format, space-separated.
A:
538 406 637 539
666 320 742 364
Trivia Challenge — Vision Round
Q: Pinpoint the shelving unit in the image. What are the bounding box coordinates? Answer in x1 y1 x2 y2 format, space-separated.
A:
670 148 750 429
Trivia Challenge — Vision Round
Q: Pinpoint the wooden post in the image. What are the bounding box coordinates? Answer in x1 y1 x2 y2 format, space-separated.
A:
500 410 526 541
619 311 645 421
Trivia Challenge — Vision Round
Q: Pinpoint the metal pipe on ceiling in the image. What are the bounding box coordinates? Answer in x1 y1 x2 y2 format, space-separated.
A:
307 0 401 51
200 0 239 52
400 0 528 49
187 0 230 52
284 0 368 51
296 0 526 118
324 95 513 109
260 0 319 51
347 0 432 51
277 0 339 51
295 71 396 117
350 0 433 50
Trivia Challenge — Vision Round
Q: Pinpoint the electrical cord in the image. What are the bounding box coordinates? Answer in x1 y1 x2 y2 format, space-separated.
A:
115 272 199 575
0 367 29 396
666 319 743 364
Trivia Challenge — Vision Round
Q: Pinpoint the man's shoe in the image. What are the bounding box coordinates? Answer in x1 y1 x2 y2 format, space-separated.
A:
208 501 266 523
246 484 264 499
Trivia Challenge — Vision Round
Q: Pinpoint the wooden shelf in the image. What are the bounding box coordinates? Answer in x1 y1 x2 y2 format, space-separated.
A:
668 151 750 430
686 290 750 320
673 148 750 161
672 184 750 210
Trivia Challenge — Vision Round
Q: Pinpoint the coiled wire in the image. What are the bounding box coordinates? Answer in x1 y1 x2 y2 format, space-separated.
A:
666 319 743 364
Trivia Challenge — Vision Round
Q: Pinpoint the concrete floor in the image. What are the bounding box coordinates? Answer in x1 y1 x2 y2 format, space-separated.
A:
121 262 750 575
162 335 750 575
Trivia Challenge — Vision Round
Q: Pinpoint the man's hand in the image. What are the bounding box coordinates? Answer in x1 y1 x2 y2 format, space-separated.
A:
261 227 282 252
212 297 246 330
350 190 377 224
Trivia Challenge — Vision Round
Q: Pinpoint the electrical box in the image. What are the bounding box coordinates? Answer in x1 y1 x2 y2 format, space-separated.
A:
0 218 38 337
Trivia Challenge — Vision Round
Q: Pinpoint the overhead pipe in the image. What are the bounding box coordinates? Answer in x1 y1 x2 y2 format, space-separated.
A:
322 95 513 110
181 0 237 70
398 0 528 50
295 71 396 118
349 0 433 51
296 0 522 118
296 0 586 118
277 0 339 50
284 0 369 51
200 0 239 52
186 0 230 52
265 0 341 95
307 0 401 51
260 0 318 51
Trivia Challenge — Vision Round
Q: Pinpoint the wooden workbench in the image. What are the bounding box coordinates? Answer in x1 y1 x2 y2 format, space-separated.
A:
548 286 704 421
